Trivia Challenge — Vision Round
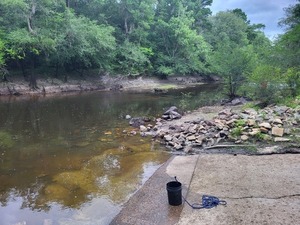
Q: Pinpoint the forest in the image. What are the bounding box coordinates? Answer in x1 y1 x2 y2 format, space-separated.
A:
0 0 299 103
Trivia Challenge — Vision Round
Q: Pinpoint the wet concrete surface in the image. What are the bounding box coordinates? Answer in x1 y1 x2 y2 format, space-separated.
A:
111 154 300 225
110 155 199 225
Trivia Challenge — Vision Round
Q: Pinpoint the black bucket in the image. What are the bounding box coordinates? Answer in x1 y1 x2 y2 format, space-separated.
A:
166 181 182 206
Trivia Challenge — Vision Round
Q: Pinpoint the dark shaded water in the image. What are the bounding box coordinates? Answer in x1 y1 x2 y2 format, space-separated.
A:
0 83 222 225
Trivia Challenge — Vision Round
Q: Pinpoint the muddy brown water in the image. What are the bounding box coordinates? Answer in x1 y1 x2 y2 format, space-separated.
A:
0 84 222 225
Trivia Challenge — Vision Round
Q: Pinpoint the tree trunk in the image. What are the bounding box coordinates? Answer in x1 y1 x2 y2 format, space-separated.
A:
55 62 59 78
29 57 38 90
20 60 28 81
29 73 38 90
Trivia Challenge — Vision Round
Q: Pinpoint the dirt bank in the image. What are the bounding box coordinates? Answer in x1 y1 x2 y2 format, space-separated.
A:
0 74 212 97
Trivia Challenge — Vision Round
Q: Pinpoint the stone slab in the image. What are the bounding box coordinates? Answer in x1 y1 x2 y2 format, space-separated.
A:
177 154 300 225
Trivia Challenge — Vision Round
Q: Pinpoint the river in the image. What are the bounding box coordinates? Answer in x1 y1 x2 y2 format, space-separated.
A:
0 83 222 225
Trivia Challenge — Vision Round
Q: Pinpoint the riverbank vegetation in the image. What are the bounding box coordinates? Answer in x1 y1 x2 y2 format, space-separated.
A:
0 0 299 105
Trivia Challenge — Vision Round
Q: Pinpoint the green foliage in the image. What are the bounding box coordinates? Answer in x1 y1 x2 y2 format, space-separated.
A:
275 1 300 70
206 11 257 98
0 0 297 103
283 67 300 97
246 64 283 105
115 39 151 75
253 131 265 141
230 127 243 137
0 37 5 66
52 11 116 71
235 119 246 127
152 3 211 76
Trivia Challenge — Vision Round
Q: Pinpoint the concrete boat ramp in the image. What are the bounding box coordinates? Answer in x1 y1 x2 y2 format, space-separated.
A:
110 153 300 225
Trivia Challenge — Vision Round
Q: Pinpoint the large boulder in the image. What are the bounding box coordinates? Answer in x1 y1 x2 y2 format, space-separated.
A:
162 106 182 120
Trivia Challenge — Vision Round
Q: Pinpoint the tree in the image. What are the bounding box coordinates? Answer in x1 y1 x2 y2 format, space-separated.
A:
247 64 283 105
275 1 300 69
0 0 62 88
212 43 255 98
274 1 300 97
114 39 152 75
0 36 8 81
151 1 211 77
0 38 4 67
49 10 116 79
279 0 300 30
206 11 256 98
0 0 116 82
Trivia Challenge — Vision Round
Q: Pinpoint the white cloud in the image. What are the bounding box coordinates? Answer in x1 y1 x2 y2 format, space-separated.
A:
210 0 298 39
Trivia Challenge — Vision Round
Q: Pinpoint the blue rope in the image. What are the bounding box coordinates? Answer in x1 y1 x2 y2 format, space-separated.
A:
174 176 227 209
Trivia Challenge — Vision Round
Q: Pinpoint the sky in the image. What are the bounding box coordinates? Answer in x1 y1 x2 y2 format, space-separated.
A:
210 0 298 39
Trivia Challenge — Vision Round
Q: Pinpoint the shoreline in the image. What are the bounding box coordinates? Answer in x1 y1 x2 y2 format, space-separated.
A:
0 75 214 98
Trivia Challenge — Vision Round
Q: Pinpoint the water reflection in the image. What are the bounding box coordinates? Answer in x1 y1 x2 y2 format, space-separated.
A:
0 84 222 224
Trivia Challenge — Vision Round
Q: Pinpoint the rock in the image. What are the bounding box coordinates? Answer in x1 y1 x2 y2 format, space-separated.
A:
218 130 229 138
195 136 204 145
156 118 162 122
272 127 284 137
164 106 178 114
188 124 198 133
274 106 289 115
184 145 193 154
186 135 196 141
243 108 258 115
259 122 272 129
274 137 290 142
130 130 137 135
231 97 247 106
155 121 163 126
218 108 232 117
162 106 182 120
249 128 260 136
164 134 173 142
169 111 182 119
162 115 170 119
272 118 283 125
260 127 269 134
140 125 147 132
263 135 272 141
284 127 291 135
258 146 280 154
247 119 256 126
241 135 249 141
174 143 183 150
125 115 131 119
226 119 236 126
129 117 145 127
206 137 215 146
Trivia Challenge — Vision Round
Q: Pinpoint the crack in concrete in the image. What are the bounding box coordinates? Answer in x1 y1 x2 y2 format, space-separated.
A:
221 194 300 200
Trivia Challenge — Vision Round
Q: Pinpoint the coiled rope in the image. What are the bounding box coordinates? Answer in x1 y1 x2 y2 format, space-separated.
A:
175 176 227 209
